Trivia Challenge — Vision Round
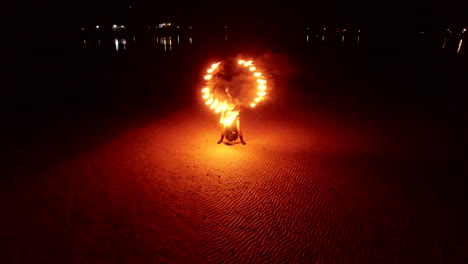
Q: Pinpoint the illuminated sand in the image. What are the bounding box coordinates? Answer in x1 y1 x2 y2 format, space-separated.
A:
4 101 464 263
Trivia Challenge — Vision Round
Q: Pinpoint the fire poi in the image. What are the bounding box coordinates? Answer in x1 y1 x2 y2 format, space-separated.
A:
201 59 268 145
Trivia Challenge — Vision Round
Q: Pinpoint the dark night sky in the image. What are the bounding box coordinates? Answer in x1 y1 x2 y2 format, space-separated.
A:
5 0 468 39
78 0 465 28
6 0 465 24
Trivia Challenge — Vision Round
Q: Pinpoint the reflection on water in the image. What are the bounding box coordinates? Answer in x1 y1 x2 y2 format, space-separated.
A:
158 36 172 51
81 34 193 52
78 29 467 56
81 37 132 51
441 28 465 54
114 38 126 52
309 29 359 49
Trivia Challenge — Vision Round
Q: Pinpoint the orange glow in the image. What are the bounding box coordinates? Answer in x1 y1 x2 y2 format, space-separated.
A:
202 93 210 99
254 72 261 77
254 98 261 102
202 87 209 93
257 91 266 97
244 61 253 66
206 97 213 105
249 66 256 71
258 85 267 90
250 103 256 107
207 68 214 73
238 60 245 64
204 75 212 80
210 99 219 109
257 79 266 84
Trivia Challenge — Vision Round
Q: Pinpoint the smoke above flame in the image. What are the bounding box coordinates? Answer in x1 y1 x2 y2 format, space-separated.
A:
201 58 269 121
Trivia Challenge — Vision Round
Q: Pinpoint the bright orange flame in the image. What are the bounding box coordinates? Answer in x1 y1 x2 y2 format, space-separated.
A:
254 98 261 102
238 60 245 64
249 66 256 71
211 62 220 68
202 87 209 93
206 97 213 105
254 72 261 77
220 110 239 126
204 75 212 80
202 93 210 99
207 68 214 73
244 61 253 66
257 79 266 84
258 84 267 90
250 103 256 107
258 91 266 97
214 102 224 113
210 99 219 109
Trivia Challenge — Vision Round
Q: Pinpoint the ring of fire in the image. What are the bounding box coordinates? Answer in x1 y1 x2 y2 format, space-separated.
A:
201 59 268 117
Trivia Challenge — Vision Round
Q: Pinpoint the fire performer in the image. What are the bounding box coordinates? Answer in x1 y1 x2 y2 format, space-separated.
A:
217 88 246 145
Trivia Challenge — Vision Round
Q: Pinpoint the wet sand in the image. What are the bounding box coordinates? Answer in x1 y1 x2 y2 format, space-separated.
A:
3 102 466 263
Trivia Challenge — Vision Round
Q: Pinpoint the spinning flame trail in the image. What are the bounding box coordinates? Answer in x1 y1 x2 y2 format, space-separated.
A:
201 59 268 126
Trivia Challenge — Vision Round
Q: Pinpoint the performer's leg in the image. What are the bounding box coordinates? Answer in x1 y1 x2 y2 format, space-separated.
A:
217 126 225 144
217 134 224 144
237 119 246 145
